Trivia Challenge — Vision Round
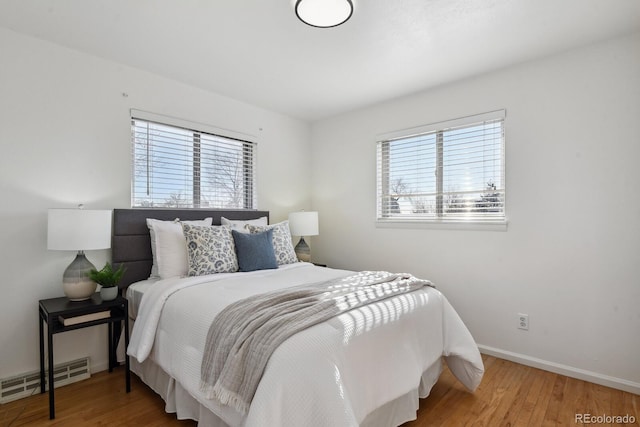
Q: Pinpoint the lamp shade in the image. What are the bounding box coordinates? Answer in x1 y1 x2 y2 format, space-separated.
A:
47 209 112 251
288 211 319 236
295 0 354 28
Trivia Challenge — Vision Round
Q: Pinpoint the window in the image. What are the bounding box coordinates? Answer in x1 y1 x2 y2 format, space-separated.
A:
376 110 505 227
131 110 256 209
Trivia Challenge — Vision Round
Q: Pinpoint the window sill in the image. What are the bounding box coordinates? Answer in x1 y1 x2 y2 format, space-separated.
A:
375 219 508 232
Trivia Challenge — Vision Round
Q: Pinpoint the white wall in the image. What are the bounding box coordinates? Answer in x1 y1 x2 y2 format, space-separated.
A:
310 33 640 392
0 27 311 379
2 24 637 396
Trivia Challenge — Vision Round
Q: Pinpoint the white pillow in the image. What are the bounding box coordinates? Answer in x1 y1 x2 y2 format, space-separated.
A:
221 216 268 233
146 217 212 279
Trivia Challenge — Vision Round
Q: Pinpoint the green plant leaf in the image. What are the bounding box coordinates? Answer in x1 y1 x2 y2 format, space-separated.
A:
88 262 126 287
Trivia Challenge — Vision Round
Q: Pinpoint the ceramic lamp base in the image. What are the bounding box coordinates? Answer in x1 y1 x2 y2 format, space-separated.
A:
294 236 311 262
63 252 97 301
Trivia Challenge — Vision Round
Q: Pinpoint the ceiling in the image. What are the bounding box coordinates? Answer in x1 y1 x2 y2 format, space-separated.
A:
1 0 639 122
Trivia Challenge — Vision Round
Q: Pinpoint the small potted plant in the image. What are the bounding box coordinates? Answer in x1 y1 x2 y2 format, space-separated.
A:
89 262 126 301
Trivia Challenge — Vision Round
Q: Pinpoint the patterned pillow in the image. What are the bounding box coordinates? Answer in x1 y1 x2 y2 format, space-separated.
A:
246 220 298 265
182 224 238 275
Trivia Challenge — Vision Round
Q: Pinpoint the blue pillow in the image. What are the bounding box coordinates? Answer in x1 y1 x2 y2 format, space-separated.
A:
232 229 278 272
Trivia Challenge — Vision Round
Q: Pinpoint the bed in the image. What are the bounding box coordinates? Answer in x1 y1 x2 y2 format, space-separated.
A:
113 208 484 427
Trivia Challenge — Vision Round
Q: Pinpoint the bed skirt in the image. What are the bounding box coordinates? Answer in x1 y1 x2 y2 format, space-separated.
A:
131 356 444 427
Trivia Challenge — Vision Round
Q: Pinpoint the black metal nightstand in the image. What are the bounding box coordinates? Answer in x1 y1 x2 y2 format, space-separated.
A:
38 293 130 419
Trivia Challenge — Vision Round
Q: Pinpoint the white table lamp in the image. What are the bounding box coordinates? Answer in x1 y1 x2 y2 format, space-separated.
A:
288 211 319 262
47 207 112 301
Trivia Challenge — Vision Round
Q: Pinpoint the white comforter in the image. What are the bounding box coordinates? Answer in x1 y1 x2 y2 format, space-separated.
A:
128 263 484 427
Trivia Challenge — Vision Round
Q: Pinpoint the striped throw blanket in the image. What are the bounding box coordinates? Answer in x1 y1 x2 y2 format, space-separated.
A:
200 271 432 414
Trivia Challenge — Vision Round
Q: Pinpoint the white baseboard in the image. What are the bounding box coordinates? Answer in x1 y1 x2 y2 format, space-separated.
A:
478 344 640 396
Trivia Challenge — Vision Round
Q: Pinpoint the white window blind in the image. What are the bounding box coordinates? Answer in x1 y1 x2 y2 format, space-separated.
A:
131 113 256 209
377 110 505 224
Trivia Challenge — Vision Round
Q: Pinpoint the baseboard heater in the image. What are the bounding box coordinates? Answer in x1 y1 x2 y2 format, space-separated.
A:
0 357 90 404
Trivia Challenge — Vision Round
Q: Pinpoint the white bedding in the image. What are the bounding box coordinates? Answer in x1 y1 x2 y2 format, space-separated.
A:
127 263 484 427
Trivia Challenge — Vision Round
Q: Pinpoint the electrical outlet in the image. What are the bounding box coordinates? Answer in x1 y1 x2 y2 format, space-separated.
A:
518 313 529 330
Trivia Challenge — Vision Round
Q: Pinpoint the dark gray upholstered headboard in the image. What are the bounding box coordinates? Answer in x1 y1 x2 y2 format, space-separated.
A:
112 209 270 289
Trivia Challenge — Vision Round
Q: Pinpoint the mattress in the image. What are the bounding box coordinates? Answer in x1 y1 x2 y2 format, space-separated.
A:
126 277 159 320
127 263 484 426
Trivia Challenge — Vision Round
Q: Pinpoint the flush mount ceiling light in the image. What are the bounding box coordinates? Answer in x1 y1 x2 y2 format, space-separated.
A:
295 0 354 28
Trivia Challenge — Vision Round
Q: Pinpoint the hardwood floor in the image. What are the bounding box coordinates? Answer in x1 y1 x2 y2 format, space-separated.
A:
404 355 639 426
1 355 637 426
0 371 196 427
